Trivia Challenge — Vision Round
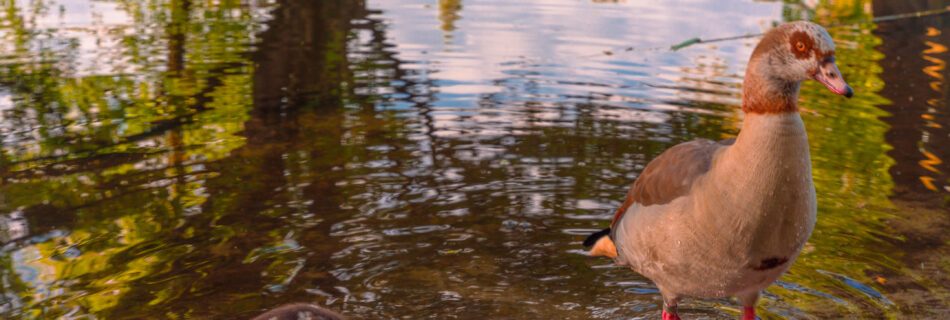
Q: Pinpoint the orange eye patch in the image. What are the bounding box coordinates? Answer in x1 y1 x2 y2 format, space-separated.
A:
795 41 806 51
789 31 816 59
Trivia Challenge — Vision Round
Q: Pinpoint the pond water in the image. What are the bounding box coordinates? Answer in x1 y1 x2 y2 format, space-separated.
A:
0 0 948 319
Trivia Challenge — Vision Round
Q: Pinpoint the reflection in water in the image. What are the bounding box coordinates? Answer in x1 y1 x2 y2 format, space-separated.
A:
869 1 950 317
873 1 950 197
439 0 463 34
0 0 945 318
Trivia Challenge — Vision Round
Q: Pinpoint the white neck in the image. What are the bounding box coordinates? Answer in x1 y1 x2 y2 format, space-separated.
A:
726 112 810 177
706 112 814 220
697 112 817 255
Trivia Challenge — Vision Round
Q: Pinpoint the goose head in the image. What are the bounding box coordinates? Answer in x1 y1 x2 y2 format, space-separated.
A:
743 21 853 113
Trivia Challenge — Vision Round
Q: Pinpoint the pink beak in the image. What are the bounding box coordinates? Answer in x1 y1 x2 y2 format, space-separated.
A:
813 58 853 98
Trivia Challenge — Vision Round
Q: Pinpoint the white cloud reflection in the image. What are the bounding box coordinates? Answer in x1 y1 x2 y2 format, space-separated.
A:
368 0 784 137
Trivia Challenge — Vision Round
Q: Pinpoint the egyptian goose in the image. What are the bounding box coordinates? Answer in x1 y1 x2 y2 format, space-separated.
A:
584 21 852 320
251 303 346 320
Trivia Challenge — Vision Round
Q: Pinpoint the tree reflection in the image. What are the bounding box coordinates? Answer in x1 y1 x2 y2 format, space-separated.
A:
0 0 268 317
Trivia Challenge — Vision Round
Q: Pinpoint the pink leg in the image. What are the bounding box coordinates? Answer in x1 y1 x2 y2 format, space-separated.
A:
742 306 756 320
662 309 682 320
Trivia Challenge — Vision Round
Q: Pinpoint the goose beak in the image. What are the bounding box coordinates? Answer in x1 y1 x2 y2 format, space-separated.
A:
812 58 853 98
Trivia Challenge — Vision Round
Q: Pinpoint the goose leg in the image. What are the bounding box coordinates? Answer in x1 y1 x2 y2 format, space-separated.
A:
742 306 756 320
737 290 759 320
661 302 681 320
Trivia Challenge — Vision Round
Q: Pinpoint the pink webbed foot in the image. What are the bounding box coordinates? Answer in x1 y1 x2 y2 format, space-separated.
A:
742 306 756 320
662 309 682 320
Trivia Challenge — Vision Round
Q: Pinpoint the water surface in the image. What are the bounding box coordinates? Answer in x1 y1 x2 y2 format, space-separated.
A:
0 0 948 319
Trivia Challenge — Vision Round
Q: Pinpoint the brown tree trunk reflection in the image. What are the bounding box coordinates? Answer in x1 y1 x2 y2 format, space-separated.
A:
873 0 950 200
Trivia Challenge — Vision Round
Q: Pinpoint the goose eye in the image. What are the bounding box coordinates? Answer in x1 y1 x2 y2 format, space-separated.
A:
795 41 806 51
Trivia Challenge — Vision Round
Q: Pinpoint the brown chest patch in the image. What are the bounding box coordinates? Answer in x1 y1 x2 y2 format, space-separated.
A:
749 256 789 271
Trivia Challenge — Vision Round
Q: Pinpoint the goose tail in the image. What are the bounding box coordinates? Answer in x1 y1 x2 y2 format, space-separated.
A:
583 228 617 258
